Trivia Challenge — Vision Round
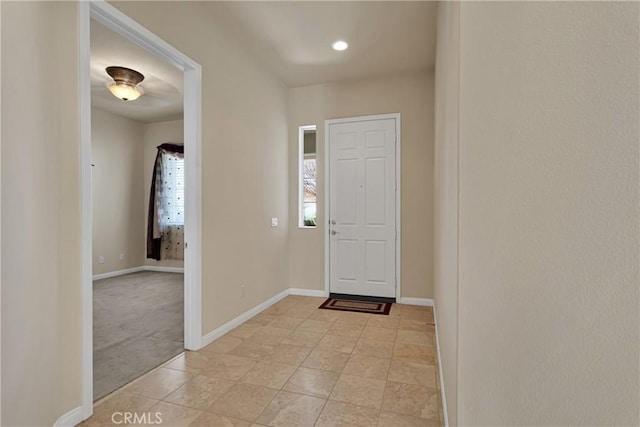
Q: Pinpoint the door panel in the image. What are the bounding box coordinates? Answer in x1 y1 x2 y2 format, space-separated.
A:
365 157 387 225
336 159 358 225
329 118 396 298
337 240 358 281
365 240 386 282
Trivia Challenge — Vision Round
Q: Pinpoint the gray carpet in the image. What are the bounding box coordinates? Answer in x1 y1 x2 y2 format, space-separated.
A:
93 271 184 400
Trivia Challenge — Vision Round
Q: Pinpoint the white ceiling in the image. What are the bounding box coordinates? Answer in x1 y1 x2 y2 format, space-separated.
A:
90 20 183 123
90 2 436 117
206 1 437 87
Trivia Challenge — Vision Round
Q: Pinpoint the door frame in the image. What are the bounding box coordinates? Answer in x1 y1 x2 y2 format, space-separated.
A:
79 1 202 419
323 113 401 299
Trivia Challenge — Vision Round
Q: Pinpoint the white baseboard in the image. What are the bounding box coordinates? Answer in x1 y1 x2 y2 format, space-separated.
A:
289 288 326 297
433 304 449 427
286 289 432 303
92 265 184 281
144 266 184 274
92 266 144 281
54 406 83 427
398 297 434 306
200 289 290 348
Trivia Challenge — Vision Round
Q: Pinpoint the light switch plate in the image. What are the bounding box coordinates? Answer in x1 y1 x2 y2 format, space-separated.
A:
271 217 278 227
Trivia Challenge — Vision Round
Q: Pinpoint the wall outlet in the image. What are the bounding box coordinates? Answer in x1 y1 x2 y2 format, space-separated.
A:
241 285 245 298
271 217 278 227
119 253 125 261
98 256 105 264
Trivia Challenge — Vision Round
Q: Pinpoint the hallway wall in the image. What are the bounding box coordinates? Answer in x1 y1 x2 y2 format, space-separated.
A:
435 2 639 424
434 2 460 425
1 1 81 425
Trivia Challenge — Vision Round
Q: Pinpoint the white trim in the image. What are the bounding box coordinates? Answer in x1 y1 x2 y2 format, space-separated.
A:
183 63 203 352
53 406 83 427
200 289 290 348
92 266 145 281
324 113 402 299
92 266 185 281
398 297 434 307
289 288 326 298
144 266 185 274
78 2 93 420
324 121 330 298
395 114 402 300
80 1 203 420
433 304 449 427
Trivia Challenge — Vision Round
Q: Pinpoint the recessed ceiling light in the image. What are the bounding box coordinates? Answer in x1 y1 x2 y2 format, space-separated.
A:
332 40 348 51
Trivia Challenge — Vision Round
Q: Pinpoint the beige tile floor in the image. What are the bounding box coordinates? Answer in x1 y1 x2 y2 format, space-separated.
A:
81 296 443 426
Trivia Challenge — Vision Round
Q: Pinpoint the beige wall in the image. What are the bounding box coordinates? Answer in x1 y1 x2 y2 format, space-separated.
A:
288 85 327 291
92 108 145 275
435 2 639 424
1 1 81 425
111 1 290 336
143 119 184 269
288 72 435 299
434 2 459 425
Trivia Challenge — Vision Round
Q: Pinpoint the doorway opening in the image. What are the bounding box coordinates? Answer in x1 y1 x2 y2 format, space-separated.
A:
79 1 202 419
90 18 185 400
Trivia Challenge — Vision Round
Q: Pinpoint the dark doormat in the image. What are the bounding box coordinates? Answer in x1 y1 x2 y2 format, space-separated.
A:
319 297 392 315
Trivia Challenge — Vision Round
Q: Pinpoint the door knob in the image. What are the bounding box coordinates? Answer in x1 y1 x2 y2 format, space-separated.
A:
331 230 338 235
331 220 336 225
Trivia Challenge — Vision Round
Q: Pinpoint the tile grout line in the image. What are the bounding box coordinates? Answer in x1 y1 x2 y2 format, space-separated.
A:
378 304 401 421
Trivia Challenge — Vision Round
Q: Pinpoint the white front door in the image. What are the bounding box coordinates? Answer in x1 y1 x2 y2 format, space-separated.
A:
328 117 397 298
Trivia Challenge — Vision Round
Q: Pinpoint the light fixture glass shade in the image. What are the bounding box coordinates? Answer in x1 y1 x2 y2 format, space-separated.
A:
108 82 143 101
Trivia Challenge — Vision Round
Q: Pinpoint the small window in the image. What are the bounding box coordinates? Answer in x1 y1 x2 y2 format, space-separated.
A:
299 125 317 227
161 154 185 226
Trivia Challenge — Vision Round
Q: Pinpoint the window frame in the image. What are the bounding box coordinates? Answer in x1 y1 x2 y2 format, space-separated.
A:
298 125 317 228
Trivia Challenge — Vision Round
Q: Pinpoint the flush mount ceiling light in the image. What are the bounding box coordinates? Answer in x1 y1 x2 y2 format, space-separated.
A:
106 66 145 101
332 40 348 51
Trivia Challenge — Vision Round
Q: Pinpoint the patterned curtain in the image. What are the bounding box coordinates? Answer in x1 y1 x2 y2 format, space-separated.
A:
146 143 185 260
